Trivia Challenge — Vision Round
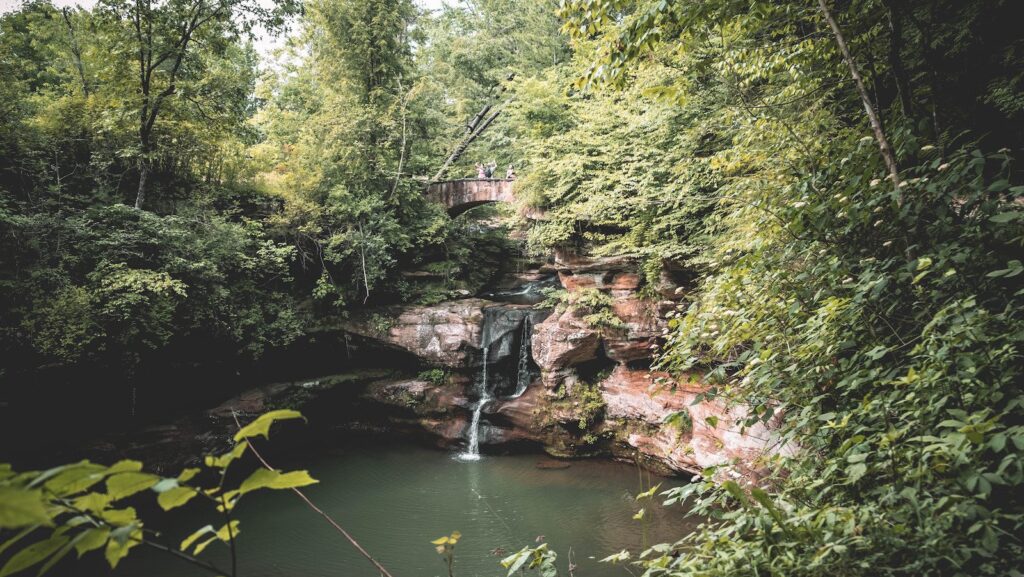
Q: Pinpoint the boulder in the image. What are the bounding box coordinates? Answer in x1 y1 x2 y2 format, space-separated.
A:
363 377 470 414
602 295 665 364
531 309 601 371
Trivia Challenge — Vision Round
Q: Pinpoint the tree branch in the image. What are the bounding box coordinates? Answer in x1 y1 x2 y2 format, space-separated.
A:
231 412 398 577
817 0 903 199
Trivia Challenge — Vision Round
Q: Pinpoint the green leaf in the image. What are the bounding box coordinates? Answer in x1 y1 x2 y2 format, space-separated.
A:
36 530 92 576
0 535 69 577
632 508 646 520
989 211 1020 223
150 478 178 494
156 487 197 511
106 473 160 501
237 468 318 495
635 483 661 500
721 480 748 506
0 488 51 529
103 527 140 569
847 463 867 482
99 508 136 526
71 493 111 513
192 536 220 556
177 468 200 483
205 442 248 469
73 528 110 558
501 547 532 574
41 463 106 496
600 550 631 564
180 525 215 552
233 410 305 442
107 460 143 474
214 520 240 543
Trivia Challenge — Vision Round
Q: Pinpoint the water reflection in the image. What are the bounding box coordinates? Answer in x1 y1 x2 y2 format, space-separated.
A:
112 444 700 577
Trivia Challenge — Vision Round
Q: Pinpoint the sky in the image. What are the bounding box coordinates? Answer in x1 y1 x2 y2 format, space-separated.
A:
0 0 446 12
0 0 448 59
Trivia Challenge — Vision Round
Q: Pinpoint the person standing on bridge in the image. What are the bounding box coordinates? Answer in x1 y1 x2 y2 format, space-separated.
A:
476 163 486 178
506 165 516 180
484 160 497 178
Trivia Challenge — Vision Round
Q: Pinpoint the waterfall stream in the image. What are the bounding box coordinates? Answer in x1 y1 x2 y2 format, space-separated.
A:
460 345 490 461
459 307 539 460
513 316 532 398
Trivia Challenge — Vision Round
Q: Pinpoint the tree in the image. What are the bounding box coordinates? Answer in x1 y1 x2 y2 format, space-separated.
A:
551 1 1024 576
96 0 299 210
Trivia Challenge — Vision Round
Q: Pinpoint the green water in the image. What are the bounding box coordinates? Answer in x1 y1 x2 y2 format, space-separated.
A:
115 444 699 577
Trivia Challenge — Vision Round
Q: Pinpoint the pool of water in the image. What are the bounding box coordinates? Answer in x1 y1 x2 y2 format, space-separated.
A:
113 443 699 577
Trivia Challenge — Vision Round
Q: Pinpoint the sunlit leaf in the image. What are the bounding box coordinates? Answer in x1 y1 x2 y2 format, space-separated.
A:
233 410 305 442
0 488 51 529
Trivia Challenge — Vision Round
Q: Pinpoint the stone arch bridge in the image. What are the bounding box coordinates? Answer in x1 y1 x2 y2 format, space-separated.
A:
425 178 514 216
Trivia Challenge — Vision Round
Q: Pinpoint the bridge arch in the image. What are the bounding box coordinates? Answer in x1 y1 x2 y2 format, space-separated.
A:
425 179 514 216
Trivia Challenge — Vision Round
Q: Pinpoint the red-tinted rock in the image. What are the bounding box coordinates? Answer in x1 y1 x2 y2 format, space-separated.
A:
598 365 786 480
341 300 487 367
602 296 665 364
531 309 600 371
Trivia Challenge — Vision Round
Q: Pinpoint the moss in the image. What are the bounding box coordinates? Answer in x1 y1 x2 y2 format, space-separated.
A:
367 312 396 336
574 382 606 430
663 409 693 434
417 368 447 386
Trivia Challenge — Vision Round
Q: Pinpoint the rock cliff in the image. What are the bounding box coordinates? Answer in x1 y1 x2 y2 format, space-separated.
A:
346 250 785 481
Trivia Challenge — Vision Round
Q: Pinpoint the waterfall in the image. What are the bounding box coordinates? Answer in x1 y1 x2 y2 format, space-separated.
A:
513 316 532 397
460 345 490 461
459 307 538 461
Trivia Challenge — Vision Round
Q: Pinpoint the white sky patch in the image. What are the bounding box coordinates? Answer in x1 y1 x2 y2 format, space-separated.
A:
0 0 447 61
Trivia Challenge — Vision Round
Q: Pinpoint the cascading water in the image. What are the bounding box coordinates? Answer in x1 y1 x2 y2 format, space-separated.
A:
458 306 542 461
460 345 490 461
513 316 532 398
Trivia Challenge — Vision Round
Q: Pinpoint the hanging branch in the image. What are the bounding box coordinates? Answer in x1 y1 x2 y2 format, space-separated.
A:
817 0 902 200
61 8 90 96
428 73 515 185
429 108 500 184
357 220 371 304
231 412 397 577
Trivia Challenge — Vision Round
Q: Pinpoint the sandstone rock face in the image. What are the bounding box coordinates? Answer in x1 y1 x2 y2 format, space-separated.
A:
599 365 784 480
341 299 549 368
531 309 601 371
329 248 781 481
603 295 664 364
363 377 469 414
341 300 487 367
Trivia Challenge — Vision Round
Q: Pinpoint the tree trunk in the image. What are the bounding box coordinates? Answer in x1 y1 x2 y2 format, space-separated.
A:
61 8 89 97
817 0 902 197
135 160 149 210
883 0 914 117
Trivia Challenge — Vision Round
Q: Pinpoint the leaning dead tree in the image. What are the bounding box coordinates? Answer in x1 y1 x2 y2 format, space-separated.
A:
428 73 515 185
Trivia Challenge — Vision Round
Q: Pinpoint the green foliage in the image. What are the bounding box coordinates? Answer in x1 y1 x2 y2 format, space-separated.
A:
367 313 396 337
506 66 715 281
662 410 692 434
4 205 302 376
556 2 1024 576
564 381 606 433
538 287 626 331
0 411 316 576
500 543 559 577
417 368 447 387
